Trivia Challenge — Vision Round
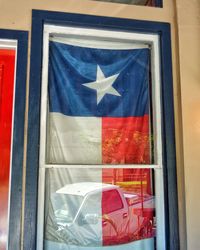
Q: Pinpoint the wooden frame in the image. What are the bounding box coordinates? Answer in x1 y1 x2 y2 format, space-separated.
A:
0 29 28 250
24 10 179 250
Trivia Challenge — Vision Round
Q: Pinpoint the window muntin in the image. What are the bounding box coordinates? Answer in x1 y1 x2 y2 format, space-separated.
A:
37 25 165 250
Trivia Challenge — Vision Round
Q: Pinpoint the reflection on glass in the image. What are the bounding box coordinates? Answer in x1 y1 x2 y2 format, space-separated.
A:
52 193 83 224
91 0 156 6
44 168 156 249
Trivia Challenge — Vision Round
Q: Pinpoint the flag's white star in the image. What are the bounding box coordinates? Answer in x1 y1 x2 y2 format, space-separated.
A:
82 65 121 104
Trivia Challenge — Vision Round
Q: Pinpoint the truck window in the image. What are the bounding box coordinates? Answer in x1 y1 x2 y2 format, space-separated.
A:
102 189 123 214
80 193 101 217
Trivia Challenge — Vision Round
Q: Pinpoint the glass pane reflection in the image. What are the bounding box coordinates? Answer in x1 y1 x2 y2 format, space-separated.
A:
44 168 156 249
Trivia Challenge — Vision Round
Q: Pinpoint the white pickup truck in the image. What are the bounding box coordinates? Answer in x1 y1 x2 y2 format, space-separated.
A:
47 182 155 247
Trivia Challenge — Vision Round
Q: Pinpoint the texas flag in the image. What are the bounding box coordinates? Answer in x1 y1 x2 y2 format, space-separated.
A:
47 40 151 165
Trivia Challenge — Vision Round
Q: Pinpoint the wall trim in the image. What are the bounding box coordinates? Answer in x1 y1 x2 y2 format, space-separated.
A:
0 29 28 250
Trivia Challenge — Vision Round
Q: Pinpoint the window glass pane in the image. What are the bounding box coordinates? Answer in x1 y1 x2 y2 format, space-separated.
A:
46 36 153 165
102 189 124 213
91 0 156 6
0 48 16 248
44 168 156 249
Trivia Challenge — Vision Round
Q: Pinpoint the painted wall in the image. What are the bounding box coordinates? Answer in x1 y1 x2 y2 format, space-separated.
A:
0 0 199 249
176 1 200 249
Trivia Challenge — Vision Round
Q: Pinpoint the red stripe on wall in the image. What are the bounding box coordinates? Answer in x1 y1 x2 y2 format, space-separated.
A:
0 49 15 250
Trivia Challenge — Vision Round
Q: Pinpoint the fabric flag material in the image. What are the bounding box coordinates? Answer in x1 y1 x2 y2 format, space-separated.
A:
47 41 151 165
44 40 154 249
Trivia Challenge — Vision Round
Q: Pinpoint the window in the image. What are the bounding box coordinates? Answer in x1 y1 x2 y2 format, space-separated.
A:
91 0 163 7
39 24 163 250
24 10 179 250
102 190 124 213
0 30 28 250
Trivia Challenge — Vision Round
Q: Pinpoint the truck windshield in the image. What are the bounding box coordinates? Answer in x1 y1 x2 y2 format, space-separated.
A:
51 193 84 224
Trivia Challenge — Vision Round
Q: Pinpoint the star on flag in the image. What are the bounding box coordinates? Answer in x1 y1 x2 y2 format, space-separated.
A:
83 65 121 104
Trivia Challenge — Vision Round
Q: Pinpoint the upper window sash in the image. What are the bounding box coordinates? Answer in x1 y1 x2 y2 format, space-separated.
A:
39 24 163 168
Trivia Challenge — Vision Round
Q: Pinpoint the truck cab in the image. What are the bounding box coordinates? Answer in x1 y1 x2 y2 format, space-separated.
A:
50 182 155 247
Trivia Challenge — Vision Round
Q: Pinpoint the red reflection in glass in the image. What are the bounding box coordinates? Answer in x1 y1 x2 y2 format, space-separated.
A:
102 169 155 245
0 50 15 250
102 115 150 164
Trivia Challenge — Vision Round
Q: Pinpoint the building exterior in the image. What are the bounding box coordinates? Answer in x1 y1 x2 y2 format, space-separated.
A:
0 0 199 249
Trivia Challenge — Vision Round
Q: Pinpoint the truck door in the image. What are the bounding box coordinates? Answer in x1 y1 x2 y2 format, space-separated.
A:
102 189 129 245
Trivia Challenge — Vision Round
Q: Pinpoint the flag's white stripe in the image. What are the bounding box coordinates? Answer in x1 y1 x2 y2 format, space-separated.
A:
45 168 103 246
47 113 102 164
50 36 149 50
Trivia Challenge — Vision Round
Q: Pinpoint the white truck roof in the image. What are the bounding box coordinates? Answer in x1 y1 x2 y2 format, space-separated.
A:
56 182 117 196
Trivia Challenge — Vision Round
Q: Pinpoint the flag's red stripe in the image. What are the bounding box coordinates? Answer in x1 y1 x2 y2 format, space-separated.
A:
102 115 150 164
0 49 15 250
101 116 154 245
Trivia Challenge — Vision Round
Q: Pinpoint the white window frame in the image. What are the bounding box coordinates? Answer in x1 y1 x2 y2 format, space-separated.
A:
37 24 166 250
